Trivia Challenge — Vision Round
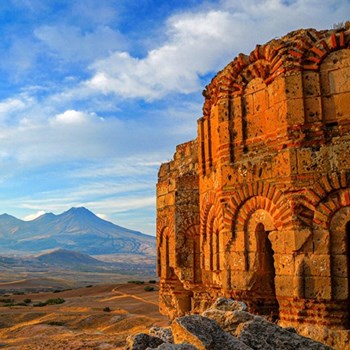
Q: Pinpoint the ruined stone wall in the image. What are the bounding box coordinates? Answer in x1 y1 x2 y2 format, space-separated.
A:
157 140 200 318
156 25 350 348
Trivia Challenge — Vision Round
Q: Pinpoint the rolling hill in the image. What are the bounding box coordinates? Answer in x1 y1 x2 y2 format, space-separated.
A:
0 207 156 256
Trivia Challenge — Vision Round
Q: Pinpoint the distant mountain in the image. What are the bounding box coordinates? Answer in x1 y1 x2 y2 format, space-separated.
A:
0 207 156 256
37 249 105 267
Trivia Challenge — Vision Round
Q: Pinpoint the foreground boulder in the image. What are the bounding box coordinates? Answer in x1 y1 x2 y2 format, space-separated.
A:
172 315 252 350
125 298 334 350
202 298 332 350
236 317 332 350
202 309 256 334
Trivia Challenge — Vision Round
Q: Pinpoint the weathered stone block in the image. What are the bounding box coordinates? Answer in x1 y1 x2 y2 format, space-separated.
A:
275 275 295 297
172 315 251 350
304 276 331 299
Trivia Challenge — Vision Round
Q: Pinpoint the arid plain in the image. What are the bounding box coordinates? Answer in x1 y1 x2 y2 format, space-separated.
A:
0 281 168 349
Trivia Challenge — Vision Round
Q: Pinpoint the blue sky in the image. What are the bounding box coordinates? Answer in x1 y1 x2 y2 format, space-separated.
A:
0 0 348 235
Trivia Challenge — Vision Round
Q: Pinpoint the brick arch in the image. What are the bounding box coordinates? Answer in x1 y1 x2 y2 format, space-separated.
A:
300 30 350 71
157 216 176 279
175 218 200 272
296 171 350 228
176 208 200 239
223 182 292 236
200 192 224 237
157 217 174 243
314 188 350 230
203 28 350 117
199 193 225 272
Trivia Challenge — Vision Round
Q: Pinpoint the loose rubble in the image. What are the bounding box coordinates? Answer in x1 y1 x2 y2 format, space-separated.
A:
125 298 333 350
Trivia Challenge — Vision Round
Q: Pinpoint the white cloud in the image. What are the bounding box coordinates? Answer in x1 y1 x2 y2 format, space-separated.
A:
87 10 235 100
85 0 350 100
53 110 91 124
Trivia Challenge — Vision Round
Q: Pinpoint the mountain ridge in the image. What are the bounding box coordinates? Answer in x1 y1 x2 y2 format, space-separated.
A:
0 207 156 256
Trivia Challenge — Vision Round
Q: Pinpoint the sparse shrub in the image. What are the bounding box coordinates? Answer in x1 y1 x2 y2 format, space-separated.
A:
23 298 31 304
53 290 62 293
13 291 24 295
144 286 155 292
33 302 47 307
46 298 65 305
128 280 144 285
4 303 15 307
103 306 111 312
85 285 93 288
0 298 14 304
148 280 157 284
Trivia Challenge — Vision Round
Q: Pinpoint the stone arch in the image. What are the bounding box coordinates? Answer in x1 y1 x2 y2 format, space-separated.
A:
301 30 350 71
202 204 221 271
315 190 350 229
157 227 171 278
200 192 225 271
157 217 175 279
203 28 350 118
228 196 280 319
295 171 350 228
320 48 350 124
176 220 201 283
329 205 350 329
223 182 293 237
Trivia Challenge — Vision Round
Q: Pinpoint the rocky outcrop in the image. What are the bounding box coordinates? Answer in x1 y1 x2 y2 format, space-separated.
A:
172 315 251 350
126 298 333 350
236 317 331 350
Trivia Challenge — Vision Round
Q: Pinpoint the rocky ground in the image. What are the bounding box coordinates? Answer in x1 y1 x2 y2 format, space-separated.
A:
126 298 335 350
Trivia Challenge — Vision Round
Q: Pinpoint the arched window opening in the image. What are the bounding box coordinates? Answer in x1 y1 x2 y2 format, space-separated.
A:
255 223 279 320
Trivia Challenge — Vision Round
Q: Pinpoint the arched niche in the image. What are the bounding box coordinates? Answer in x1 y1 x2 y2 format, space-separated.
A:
329 206 350 328
320 49 350 123
159 227 175 279
245 209 279 319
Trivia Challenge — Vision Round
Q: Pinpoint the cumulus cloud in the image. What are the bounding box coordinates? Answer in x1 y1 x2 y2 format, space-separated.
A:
53 110 93 124
85 0 350 100
87 10 236 100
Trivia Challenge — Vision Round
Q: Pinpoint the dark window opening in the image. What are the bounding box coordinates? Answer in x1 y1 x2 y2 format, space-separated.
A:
255 223 279 321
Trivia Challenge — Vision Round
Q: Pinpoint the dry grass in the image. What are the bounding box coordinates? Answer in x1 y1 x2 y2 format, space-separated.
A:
0 282 168 349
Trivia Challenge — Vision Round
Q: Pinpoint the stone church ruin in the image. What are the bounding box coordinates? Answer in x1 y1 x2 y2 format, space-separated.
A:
156 25 350 347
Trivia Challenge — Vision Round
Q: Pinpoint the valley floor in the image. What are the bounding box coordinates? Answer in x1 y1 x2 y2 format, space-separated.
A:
0 282 168 349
